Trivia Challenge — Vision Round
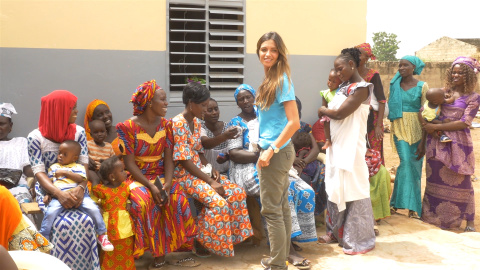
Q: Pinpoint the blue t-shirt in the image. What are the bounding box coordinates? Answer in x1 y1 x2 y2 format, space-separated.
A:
258 74 295 150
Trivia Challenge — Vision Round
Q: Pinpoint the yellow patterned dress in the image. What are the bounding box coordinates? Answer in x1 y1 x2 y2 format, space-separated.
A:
93 182 135 270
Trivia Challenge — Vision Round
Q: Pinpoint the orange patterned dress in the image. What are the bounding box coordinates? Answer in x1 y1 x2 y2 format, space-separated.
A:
172 114 253 257
93 182 135 270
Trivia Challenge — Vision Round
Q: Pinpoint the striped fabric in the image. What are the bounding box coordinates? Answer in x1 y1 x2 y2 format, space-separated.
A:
87 140 115 162
47 163 86 191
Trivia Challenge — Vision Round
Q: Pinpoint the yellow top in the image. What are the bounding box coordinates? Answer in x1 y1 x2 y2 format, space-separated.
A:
421 100 440 122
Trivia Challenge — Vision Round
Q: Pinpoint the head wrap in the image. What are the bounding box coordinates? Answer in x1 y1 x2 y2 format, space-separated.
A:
388 56 425 121
38 90 77 143
355 43 376 60
84 99 109 141
0 103 17 118
0 186 22 249
452 56 480 74
130 80 161 116
234 84 256 103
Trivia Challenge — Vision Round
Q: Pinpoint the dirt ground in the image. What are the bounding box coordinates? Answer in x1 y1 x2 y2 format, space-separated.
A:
134 127 480 270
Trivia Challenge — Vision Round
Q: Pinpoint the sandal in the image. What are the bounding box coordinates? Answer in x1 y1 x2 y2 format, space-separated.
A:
292 242 303 251
288 258 311 270
192 242 211 258
317 234 338 244
148 260 166 270
390 207 397 215
464 226 476 232
408 211 420 219
171 257 201 267
374 225 380 236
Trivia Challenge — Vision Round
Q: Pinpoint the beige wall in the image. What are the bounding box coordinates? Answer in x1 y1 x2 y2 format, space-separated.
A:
416 37 480 62
0 0 167 51
246 0 368 55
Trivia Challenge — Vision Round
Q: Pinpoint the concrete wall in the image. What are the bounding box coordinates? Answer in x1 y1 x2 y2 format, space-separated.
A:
367 61 457 98
1 0 367 137
416 36 480 62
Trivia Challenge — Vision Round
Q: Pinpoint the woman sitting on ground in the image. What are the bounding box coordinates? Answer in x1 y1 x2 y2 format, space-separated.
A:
172 82 253 257
200 98 238 174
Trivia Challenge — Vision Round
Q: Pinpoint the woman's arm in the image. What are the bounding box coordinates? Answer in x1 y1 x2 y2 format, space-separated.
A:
319 87 369 120
423 121 468 134
35 171 78 208
163 147 174 201
229 148 259 164
201 125 238 149
258 100 300 168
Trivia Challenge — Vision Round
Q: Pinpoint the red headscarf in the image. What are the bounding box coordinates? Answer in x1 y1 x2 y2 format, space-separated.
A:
38 90 78 143
355 43 376 60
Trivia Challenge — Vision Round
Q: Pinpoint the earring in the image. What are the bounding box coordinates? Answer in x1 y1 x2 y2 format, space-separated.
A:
351 67 354 70
112 178 115 182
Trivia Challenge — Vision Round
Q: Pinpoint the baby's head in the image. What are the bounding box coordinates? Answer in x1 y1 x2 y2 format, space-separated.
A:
99 156 126 185
58 140 81 165
292 131 311 151
89 119 107 144
426 88 446 106
327 68 341 91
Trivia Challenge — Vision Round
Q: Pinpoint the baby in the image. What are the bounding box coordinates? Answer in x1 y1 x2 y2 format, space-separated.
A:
291 131 316 181
419 88 454 142
318 69 342 150
39 140 114 251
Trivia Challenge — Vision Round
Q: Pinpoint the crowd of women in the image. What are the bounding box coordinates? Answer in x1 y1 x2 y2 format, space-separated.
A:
1 30 479 270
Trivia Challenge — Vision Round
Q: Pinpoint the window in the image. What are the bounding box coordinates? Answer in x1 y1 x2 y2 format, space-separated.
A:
168 0 245 92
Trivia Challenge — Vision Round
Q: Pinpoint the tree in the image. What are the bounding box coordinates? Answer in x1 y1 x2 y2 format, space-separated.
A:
372 32 400 61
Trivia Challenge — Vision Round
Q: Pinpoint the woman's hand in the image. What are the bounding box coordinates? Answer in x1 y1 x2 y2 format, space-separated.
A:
211 168 220 182
148 184 163 206
71 186 86 208
210 181 225 196
318 106 327 118
293 157 306 171
161 181 171 206
224 126 239 139
374 126 384 140
55 189 79 209
423 123 436 134
258 149 273 168
322 140 332 150
415 142 426 160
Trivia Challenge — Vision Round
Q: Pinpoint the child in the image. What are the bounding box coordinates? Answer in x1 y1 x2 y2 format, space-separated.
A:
39 140 114 252
92 156 135 270
419 88 454 142
87 119 116 171
291 131 317 183
318 69 342 150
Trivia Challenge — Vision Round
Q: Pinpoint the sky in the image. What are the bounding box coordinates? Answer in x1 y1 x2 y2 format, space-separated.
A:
366 0 480 58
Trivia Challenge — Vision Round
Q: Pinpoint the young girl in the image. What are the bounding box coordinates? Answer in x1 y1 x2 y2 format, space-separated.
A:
255 31 302 270
92 156 135 270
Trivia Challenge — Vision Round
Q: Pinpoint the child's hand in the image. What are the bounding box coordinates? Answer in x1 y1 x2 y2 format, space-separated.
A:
43 194 52 205
322 140 332 150
95 161 101 171
54 170 68 178
216 153 229 164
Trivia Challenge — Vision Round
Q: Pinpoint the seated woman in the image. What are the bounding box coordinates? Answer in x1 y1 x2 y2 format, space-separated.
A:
0 185 53 253
172 82 253 257
228 84 315 269
116 80 198 269
200 98 238 174
28 90 100 269
0 103 35 216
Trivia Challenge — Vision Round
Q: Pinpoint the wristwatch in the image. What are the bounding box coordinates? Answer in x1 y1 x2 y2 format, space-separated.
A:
269 144 279 153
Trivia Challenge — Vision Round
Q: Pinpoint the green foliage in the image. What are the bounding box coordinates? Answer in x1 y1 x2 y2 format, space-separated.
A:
186 76 206 84
372 32 400 61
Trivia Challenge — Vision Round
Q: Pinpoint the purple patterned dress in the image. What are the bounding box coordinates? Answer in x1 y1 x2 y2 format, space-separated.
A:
422 92 480 229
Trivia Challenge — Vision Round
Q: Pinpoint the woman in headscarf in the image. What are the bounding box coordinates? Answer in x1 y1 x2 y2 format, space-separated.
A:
84 100 121 155
0 185 53 252
388 56 429 219
116 80 198 269
0 103 35 213
27 90 99 270
355 43 386 164
421 56 480 232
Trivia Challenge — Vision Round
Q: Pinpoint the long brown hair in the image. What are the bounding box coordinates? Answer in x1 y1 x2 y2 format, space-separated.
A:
256 32 292 110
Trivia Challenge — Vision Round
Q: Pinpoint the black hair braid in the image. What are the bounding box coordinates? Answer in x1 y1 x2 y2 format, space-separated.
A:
339 47 361 67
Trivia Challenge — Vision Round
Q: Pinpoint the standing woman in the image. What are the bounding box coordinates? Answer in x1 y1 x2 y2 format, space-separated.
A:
116 80 198 269
172 82 253 258
355 43 386 163
388 56 428 219
422 57 480 232
255 32 300 270
317 48 375 255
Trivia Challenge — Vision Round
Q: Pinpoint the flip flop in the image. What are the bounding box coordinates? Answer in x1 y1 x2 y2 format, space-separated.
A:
317 234 337 244
171 257 201 267
408 211 420 219
464 226 476 232
288 258 311 270
148 260 166 270
292 242 303 251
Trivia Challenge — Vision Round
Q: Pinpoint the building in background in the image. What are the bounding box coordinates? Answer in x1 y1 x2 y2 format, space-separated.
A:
1 0 367 137
416 36 480 62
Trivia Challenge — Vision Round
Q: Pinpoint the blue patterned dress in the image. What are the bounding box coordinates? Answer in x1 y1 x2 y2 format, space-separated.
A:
28 127 100 270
